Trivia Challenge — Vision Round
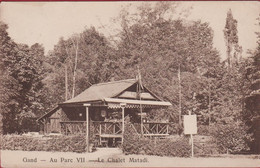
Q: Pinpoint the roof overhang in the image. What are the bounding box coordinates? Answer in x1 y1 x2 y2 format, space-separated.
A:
37 106 60 122
104 98 172 108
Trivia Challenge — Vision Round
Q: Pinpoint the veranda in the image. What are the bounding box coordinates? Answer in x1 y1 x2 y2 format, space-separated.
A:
38 79 172 151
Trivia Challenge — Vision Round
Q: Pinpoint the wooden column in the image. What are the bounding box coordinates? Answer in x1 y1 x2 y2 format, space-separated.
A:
188 110 194 157
120 103 126 144
84 103 91 153
43 118 47 135
140 104 144 136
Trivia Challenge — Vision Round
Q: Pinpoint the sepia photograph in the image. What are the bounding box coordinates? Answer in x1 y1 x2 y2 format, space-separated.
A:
0 1 260 167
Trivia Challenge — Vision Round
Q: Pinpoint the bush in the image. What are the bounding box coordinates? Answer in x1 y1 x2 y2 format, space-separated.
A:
0 134 88 153
193 135 219 156
197 125 210 135
122 122 220 157
168 123 181 135
122 122 191 157
210 122 251 154
122 136 191 157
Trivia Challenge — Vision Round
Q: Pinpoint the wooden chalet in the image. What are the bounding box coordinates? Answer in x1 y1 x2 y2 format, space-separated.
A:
37 79 172 151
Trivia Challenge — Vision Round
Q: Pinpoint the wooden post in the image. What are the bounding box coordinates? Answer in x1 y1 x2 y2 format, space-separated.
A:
191 134 194 157
137 67 144 137
84 103 90 153
140 104 144 136
113 123 116 134
188 110 194 157
120 103 126 144
99 124 101 135
43 118 47 135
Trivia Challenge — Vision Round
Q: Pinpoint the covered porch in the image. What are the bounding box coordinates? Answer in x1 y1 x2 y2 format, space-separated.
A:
59 98 172 148
38 79 173 151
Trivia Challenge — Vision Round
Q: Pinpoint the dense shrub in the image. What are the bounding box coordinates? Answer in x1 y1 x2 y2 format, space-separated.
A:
197 125 210 135
122 135 191 157
193 135 219 156
0 134 88 153
210 122 251 153
122 122 220 157
122 122 191 157
168 123 181 135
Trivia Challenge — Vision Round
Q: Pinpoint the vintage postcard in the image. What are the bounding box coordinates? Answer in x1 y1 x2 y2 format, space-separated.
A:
0 1 260 168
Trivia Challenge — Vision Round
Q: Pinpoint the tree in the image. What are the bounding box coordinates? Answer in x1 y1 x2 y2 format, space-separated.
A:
0 21 46 133
224 9 242 67
45 27 116 108
208 10 251 153
244 15 260 153
0 21 21 133
113 2 222 127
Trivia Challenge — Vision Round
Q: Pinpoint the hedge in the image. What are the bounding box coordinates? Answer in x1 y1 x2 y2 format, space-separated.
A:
122 136 192 157
210 122 251 154
0 134 88 153
122 122 191 157
122 122 219 157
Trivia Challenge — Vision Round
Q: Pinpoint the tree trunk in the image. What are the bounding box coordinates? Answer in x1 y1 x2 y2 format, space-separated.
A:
65 65 68 101
178 64 182 127
71 37 79 98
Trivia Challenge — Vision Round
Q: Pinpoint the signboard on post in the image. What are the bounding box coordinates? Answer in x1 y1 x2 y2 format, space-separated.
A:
183 114 197 135
183 113 197 157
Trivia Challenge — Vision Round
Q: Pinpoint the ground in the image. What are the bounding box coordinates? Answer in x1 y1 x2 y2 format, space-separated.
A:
1 148 260 168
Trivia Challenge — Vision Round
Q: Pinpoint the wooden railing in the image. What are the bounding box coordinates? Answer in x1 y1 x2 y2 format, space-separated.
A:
133 122 169 136
92 121 122 135
142 122 169 136
60 121 169 136
60 121 123 136
60 121 86 135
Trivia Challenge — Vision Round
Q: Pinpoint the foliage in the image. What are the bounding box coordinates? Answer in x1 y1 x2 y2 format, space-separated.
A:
0 21 46 134
210 122 251 153
193 135 219 156
223 9 242 66
0 2 257 154
199 10 251 153
122 122 219 157
1 134 88 153
0 22 20 134
197 125 210 135
45 27 117 106
244 14 260 153
122 122 191 157
113 2 222 125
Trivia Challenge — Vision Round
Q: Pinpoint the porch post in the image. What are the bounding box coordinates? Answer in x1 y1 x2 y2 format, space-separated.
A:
43 118 47 135
84 103 91 153
140 104 144 136
120 103 126 144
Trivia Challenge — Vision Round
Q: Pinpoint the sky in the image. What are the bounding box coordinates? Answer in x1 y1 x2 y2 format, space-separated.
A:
0 1 259 60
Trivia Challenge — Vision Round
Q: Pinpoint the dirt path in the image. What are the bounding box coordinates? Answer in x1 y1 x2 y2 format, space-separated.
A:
1 148 259 168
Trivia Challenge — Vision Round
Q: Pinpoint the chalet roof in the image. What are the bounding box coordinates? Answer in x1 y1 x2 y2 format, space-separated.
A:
62 79 137 104
38 79 172 121
37 106 59 122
